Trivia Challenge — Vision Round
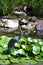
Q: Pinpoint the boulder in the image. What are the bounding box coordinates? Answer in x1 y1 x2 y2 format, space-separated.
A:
29 16 37 22
0 19 19 33
12 11 27 18
35 20 43 35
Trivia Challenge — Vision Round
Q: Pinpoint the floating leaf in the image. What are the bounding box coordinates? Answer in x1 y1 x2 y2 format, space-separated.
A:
0 36 10 44
9 56 19 63
27 37 33 42
0 60 10 64
10 48 18 55
20 58 28 63
21 45 30 51
35 55 43 61
18 49 25 55
14 42 20 48
41 46 43 52
40 52 43 56
33 39 38 43
28 60 37 64
0 46 3 53
39 42 43 46
32 46 40 55
18 37 27 44
0 54 8 59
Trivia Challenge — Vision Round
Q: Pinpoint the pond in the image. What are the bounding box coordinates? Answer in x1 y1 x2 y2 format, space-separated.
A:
0 19 43 65
9 62 43 65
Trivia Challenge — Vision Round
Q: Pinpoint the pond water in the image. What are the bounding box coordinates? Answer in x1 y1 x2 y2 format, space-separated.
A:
9 62 43 65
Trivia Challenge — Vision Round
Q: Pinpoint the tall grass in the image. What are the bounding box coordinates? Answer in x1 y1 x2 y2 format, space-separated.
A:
0 0 43 16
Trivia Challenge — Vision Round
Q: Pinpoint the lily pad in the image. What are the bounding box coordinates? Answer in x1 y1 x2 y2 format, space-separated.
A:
41 46 43 52
28 60 37 64
20 58 28 63
18 49 25 55
0 36 10 44
10 48 18 55
0 60 10 64
32 46 40 55
21 45 30 51
0 54 8 60
18 37 27 44
35 55 43 61
14 42 20 48
9 56 19 63
0 46 3 53
27 37 33 42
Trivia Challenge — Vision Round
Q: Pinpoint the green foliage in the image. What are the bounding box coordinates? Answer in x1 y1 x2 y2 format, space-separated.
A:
0 60 10 64
0 35 43 64
0 0 8 14
0 0 14 15
0 0 43 16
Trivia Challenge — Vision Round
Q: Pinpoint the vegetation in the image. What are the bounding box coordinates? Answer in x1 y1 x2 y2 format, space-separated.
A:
0 0 43 16
0 35 43 64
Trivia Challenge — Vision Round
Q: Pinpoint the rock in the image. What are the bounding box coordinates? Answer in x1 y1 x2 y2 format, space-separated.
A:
29 16 37 22
19 19 28 26
21 19 28 24
0 19 3 26
20 5 32 15
21 25 27 30
12 11 27 18
27 20 43 35
0 19 19 33
27 22 35 32
1 19 19 28
4 19 19 28
35 20 43 35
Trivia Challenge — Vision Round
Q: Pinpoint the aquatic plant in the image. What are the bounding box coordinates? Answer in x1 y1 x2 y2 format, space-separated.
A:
0 36 43 64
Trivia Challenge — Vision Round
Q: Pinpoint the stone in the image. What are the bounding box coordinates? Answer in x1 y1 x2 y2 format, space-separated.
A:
21 19 28 24
35 20 43 35
21 25 27 30
0 19 19 33
12 11 27 18
27 22 35 32
29 16 37 22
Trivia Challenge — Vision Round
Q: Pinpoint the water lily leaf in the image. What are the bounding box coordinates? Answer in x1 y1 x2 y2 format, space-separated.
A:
20 58 28 63
28 60 37 64
39 41 43 46
10 48 18 55
18 37 27 44
11 48 25 56
40 52 43 56
0 60 10 64
0 36 10 44
14 42 20 48
0 54 8 59
33 39 38 43
18 49 25 55
35 55 43 61
0 36 10 48
32 46 40 55
41 46 43 52
9 56 19 63
0 46 3 53
21 45 31 51
27 37 33 42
